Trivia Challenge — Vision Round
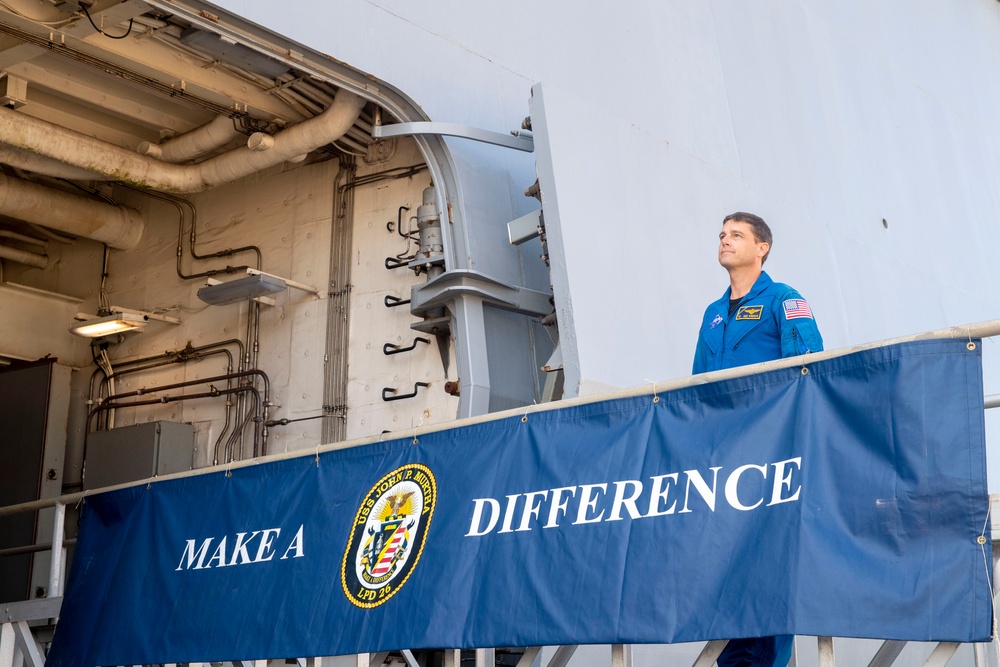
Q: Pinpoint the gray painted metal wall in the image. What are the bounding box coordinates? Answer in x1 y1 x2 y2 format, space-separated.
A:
213 0 1000 486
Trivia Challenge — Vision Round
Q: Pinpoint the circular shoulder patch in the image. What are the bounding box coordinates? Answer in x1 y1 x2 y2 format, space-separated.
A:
341 463 436 608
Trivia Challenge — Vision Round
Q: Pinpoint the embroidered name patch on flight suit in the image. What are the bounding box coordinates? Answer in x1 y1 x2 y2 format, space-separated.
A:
735 305 763 320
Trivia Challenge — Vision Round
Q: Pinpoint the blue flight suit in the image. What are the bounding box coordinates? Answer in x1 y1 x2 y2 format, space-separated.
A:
692 271 822 667
692 271 822 375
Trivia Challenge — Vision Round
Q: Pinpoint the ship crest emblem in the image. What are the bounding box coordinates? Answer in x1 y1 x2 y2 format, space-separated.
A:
342 464 436 608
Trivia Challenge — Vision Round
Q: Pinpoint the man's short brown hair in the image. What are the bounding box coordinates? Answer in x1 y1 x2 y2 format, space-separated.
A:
723 212 772 264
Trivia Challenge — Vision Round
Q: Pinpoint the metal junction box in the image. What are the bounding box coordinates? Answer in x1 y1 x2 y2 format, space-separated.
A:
83 421 194 490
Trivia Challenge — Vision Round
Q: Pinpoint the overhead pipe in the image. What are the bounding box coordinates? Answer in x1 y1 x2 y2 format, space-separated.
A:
0 144 113 181
0 243 47 268
0 173 144 250
137 114 242 163
0 229 47 247
0 90 367 193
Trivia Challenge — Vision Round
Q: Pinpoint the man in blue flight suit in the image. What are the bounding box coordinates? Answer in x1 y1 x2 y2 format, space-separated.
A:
692 212 822 667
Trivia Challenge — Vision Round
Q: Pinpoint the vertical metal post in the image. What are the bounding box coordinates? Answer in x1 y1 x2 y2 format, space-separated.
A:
818 636 835 667
0 623 15 667
444 649 462 667
48 502 65 598
611 644 632 667
449 295 492 417
476 647 495 667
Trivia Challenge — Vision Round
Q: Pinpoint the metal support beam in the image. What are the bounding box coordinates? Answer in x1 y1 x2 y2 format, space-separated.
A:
373 122 534 152
448 295 491 417
444 649 462 667
476 648 495 667
0 598 62 623
546 646 578 667
402 649 421 667
818 637 835 667
410 269 552 320
923 643 960 667
516 647 541 667
12 623 43 667
410 269 552 417
869 640 906 667
48 502 65 599
611 644 632 667
0 624 13 667
693 641 728 667
371 651 391 667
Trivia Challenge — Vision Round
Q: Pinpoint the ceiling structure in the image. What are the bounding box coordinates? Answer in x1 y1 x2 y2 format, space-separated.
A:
0 0 375 153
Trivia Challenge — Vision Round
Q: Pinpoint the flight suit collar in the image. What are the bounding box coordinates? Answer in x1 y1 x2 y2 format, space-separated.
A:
724 270 773 305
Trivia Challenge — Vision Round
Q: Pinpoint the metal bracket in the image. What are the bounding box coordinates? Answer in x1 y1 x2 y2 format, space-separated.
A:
382 382 429 402
508 209 542 245
383 294 410 308
373 121 534 153
383 337 429 355
385 256 413 270
410 269 552 320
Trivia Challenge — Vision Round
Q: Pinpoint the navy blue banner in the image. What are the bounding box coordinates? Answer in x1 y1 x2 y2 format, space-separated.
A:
48 339 991 665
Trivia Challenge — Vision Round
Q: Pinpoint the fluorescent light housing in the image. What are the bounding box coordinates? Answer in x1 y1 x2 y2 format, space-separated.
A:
197 273 287 306
69 312 148 338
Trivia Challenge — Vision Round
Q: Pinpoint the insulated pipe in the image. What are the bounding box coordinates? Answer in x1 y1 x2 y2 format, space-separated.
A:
0 90 366 193
0 144 113 181
0 230 47 247
137 114 241 163
0 173 144 250
0 243 47 268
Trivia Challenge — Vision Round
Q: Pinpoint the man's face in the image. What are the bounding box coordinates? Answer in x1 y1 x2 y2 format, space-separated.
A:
718 220 768 271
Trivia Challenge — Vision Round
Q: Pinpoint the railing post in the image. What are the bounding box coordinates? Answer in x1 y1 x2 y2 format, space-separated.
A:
444 649 463 667
0 623 15 667
611 644 632 667
818 636 835 667
476 648 495 667
48 501 65 599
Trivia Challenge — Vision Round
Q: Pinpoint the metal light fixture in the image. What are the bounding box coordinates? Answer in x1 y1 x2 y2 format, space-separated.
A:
197 273 287 306
69 311 148 338
69 306 181 338
197 269 319 307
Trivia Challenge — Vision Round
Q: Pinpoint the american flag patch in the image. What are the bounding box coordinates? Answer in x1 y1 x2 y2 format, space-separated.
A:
783 299 813 320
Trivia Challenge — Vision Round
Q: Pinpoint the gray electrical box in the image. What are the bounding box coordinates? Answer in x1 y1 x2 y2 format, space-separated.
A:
84 421 194 490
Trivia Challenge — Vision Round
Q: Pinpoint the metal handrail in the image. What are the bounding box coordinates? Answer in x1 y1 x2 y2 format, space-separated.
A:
2 318 999 521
